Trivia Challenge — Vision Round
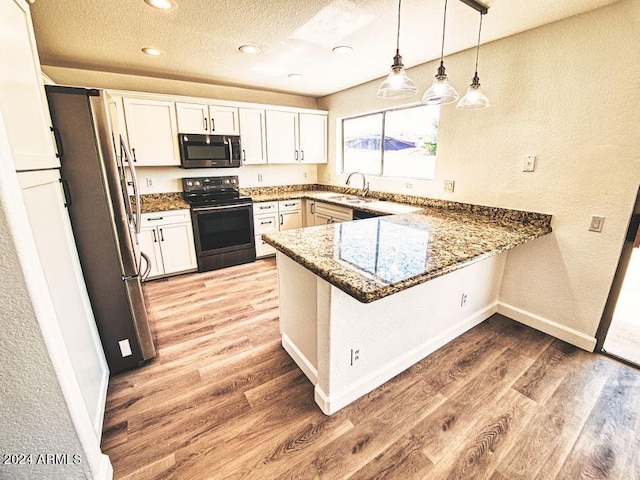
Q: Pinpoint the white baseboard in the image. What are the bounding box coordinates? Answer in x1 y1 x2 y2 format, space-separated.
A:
281 333 318 384
497 302 596 352
313 302 498 415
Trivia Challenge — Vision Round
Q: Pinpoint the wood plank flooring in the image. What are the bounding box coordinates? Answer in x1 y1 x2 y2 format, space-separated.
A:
101 258 640 479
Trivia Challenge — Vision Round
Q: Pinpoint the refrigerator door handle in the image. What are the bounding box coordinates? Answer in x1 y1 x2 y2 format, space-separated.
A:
140 250 152 281
120 135 142 234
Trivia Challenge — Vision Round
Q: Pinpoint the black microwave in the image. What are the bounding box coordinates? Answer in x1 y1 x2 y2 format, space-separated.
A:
179 134 241 168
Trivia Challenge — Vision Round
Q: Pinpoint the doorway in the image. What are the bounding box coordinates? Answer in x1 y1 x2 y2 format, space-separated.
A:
596 186 640 366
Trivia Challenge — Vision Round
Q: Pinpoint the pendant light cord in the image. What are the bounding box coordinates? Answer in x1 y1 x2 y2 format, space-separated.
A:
439 0 449 65
396 0 402 53
474 13 483 75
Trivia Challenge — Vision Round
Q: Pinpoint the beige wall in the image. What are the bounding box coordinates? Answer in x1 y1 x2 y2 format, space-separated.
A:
43 65 319 109
318 0 640 343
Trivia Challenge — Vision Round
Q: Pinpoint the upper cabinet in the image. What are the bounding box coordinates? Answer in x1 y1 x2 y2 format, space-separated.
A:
265 110 327 164
239 108 267 165
122 98 181 166
176 102 239 135
0 0 59 171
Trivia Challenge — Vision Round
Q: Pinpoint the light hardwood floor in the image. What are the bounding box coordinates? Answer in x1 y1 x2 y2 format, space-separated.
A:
102 258 640 479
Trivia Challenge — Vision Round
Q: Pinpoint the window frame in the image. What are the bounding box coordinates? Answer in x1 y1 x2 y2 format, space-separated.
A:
340 102 439 181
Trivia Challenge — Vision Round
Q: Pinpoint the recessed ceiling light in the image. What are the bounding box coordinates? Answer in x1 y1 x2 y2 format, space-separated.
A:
332 45 353 55
239 45 262 55
144 0 174 9
142 47 163 56
288 73 303 80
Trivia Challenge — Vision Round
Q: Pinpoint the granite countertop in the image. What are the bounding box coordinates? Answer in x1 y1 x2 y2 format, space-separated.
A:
263 208 552 303
136 193 190 213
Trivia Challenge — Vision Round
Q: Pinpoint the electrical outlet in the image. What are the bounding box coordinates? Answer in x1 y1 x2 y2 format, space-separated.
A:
145 177 154 188
257 173 263 182
461 293 468 306
589 215 605 232
405 183 414 190
118 339 132 357
350 347 361 366
304 172 308 178
444 180 455 193
523 155 536 172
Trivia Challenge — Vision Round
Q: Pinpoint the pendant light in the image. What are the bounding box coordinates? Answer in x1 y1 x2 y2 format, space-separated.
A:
377 0 417 99
457 11 490 110
422 0 458 105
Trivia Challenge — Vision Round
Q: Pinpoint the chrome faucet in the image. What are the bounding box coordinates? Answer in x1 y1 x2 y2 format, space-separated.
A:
345 171 369 197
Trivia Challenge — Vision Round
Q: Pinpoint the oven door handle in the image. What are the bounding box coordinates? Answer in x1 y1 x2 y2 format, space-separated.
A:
191 202 253 212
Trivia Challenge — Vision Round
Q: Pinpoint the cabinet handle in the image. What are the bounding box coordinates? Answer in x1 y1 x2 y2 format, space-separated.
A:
59 179 72 208
204 117 208 132
311 203 315 214
147 217 164 221
211 118 216 131
50 126 64 158
152 230 158 243
261 220 273 225
294 150 298 161
280 214 284 226
159 228 165 242
132 147 137 162
259 206 271 210
242 149 246 162
301 150 305 161
284 203 296 207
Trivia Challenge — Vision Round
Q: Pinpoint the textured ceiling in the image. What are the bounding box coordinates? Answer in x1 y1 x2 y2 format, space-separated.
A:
29 0 620 98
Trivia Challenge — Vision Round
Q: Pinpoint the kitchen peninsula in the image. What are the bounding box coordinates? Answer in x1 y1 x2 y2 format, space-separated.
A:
263 202 552 414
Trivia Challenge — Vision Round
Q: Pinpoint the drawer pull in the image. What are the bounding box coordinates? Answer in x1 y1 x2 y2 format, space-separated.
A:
284 203 297 207
147 217 164 221
259 206 272 210
261 220 273 225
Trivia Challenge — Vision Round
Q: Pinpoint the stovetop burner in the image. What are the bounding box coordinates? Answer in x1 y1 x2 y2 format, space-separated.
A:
182 175 252 207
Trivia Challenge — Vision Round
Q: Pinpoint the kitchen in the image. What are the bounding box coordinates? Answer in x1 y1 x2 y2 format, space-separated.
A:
1 0 639 479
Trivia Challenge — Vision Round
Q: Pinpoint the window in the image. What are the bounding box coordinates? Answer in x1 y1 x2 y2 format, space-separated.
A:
342 104 439 180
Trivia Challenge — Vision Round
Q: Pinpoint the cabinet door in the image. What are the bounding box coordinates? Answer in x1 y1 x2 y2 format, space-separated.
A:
280 211 303 230
304 200 315 227
209 106 239 135
123 98 180 166
0 0 59 170
299 113 327 164
176 102 208 134
266 110 298 164
239 108 266 164
314 212 333 226
18 170 108 436
138 227 164 279
158 223 197 275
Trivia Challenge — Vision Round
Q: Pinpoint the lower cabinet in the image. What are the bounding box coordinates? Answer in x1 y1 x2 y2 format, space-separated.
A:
314 201 353 225
138 209 197 279
254 199 303 258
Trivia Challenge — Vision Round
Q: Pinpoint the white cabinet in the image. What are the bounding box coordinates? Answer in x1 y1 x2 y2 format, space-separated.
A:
314 201 352 225
253 199 303 258
0 0 59 171
299 113 327 164
18 169 109 436
122 97 181 166
139 210 197 279
265 110 327 164
239 107 267 164
304 199 316 227
176 102 239 135
279 200 303 230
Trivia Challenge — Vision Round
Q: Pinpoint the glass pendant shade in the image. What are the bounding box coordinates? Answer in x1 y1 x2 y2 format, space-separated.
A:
422 64 459 105
377 52 418 99
456 75 489 109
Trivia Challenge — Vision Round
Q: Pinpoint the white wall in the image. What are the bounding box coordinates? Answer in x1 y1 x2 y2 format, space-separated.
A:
317 0 640 343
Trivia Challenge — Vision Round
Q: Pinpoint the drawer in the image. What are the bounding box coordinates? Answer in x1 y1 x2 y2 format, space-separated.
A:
141 209 191 226
254 213 279 234
253 201 278 214
278 199 301 212
255 235 276 258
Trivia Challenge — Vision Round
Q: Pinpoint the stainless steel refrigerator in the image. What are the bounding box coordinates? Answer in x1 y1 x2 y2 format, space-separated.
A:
45 85 155 374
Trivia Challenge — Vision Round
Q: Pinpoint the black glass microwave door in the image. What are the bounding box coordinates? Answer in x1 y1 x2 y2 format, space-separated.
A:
197 209 252 251
187 144 227 160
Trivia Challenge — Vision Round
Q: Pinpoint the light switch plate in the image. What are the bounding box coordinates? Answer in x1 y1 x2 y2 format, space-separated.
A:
119 339 132 357
589 215 605 232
